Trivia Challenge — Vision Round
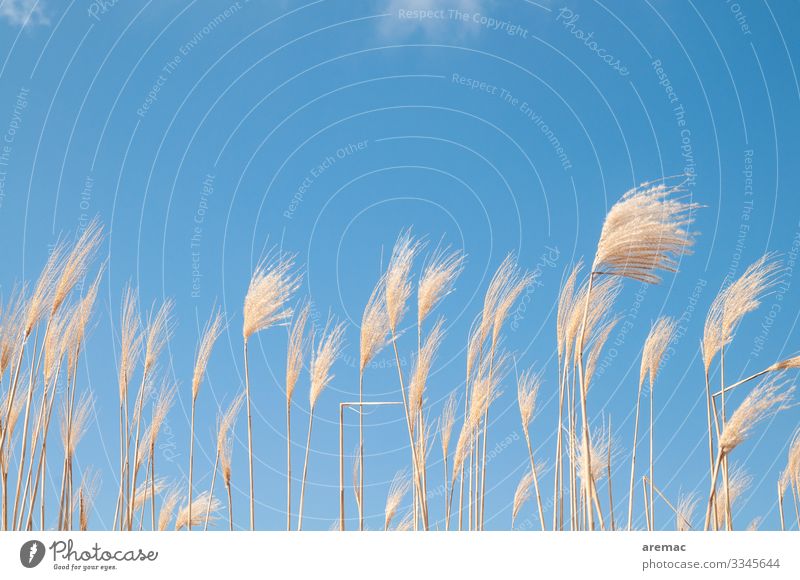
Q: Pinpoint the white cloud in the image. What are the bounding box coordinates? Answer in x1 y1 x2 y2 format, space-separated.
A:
0 0 50 28
379 0 486 38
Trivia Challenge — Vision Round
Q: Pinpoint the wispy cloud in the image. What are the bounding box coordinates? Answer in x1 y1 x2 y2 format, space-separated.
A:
0 0 50 28
379 0 486 38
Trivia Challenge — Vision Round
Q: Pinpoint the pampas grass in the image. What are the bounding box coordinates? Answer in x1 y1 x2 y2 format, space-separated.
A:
297 318 345 530
205 392 244 531
704 377 793 529
512 470 534 528
188 308 224 531
5 185 800 533
242 252 301 530
175 491 220 531
439 391 457 529
676 493 698 531
383 231 429 530
577 179 697 530
778 429 800 530
628 317 676 530
409 317 445 425
384 470 410 530
517 367 545 530
158 486 181 531
418 246 464 327
356 282 389 530
285 302 309 531
144 382 175 529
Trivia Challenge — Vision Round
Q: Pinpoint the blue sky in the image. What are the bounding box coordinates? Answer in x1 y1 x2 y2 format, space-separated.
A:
1 0 799 531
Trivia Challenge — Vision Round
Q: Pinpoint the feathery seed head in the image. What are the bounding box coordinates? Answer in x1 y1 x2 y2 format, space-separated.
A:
192 308 225 402
517 367 543 430
158 487 182 531
576 423 614 482
557 261 582 360
770 355 800 372
175 491 221 530
286 302 310 403
409 317 445 421
465 317 482 383
132 478 166 512
309 318 346 408
719 374 794 455
243 251 301 340
593 180 698 284
118 286 142 404
0 287 25 377
148 381 176 451
359 281 389 372
439 390 458 458
676 493 698 531
780 429 800 493
144 299 174 375
43 304 72 385
67 269 103 378
492 268 533 345
60 393 93 457
52 219 103 315
384 470 411 530
585 317 619 391
640 316 678 388
384 230 421 333
478 254 514 344
714 464 751 522
78 470 100 532
217 392 244 485
512 470 535 526
418 246 464 324
26 242 66 336
703 254 781 371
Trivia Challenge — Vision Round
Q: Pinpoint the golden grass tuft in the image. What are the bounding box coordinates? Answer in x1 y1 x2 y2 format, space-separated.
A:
132 478 166 512
585 317 619 390
175 491 220 531
158 487 181 531
118 286 142 404
576 423 613 483
384 470 410 530
384 230 421 333
593 180 698 284
218 393 244 486
641 317 678 388
309 319 346 409
512 470 534 527
359 280 389 372
418 246 464 325
769 355 800 372
439 391 458 459
409 317 445 422
25 242 65 337
719 375 794 455
78 470 100 532
286 302 310 404
52 219 103 316
557 261 582 361
517 368 542 429
60 393 93 457
714 465 751 524
143 300 174 376
242 252 301 340
192 308 224 402
676 492 698 531
703 254 781 371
